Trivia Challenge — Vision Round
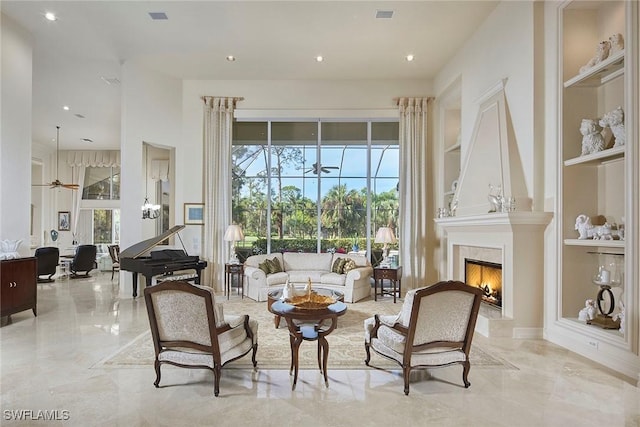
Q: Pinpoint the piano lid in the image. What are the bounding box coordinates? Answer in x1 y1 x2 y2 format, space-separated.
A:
120 225 186 259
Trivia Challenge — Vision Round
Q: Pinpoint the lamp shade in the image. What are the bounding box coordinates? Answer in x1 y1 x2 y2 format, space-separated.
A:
224 224 245 242
374 227 396 244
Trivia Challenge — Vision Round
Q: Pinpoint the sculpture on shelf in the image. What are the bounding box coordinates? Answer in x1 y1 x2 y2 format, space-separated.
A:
579 40 611 74
575 214 595 240
578 299 597 322
593 222 614 240
599 106 625 147
609 33 624 53
0 239 22 260
487 184 503 213
580 119 605 155
612 301 625 334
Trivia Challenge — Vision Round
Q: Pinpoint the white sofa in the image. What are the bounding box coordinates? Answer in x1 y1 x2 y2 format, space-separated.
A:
244 252 373 303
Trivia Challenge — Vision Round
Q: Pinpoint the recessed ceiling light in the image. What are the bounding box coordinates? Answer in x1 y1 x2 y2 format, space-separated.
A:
315 56 324 62
406 54 415 62
226 55 236 62
45 12 57 21
63 105 70 111
148 12 168 20
375 10 394 19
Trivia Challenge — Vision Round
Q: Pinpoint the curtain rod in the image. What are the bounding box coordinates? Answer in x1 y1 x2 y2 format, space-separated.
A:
201 96 244 103
393 96 435 104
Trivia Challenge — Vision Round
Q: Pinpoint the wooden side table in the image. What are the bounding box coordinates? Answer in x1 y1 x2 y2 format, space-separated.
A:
224 263 244 300
373 266 402 303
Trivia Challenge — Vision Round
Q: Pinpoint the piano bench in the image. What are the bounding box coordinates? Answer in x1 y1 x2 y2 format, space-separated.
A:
153 273 198 286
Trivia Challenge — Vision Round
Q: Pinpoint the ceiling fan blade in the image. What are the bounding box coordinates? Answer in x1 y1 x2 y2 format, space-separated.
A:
62 184 79 190
326 166 339 169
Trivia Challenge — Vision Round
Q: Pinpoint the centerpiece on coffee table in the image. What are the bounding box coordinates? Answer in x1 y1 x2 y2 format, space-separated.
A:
286 279 337 309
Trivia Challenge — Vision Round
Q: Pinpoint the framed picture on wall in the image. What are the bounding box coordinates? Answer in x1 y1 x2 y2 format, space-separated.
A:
184 203 204 225
58 211 71 231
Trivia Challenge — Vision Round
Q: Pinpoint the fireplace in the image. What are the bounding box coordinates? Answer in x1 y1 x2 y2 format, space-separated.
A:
465 258 502 309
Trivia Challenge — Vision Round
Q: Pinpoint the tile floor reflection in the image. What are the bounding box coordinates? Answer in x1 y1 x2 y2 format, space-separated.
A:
1 272 639 426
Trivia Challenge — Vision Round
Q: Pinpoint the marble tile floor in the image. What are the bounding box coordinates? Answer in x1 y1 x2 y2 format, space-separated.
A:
1 272 639 427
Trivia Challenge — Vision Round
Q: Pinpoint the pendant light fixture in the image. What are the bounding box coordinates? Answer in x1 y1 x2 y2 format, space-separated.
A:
141 143 160 219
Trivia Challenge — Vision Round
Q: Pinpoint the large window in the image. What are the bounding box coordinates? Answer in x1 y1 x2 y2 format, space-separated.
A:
78 209 120 245
82 167 120 200
232 120 399 262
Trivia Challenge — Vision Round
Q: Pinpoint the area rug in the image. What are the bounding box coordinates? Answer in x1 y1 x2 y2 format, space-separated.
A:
92 298 517 370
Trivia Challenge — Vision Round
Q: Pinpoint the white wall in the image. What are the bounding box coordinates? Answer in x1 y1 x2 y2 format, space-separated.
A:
433 1 541 210
1 13 32 256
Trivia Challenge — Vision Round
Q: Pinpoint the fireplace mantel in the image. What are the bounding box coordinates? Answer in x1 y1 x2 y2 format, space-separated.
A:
435 211 553 338
434 211 553 229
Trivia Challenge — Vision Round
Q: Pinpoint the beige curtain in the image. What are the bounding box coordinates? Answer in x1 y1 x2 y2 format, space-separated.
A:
397 97 433 290
202 97 241 292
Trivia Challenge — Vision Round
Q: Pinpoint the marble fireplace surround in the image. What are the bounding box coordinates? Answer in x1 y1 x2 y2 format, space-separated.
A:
436 212 552 338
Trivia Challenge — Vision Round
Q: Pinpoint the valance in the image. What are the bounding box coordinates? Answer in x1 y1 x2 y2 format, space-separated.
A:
151 160 170 181
66 151 121 167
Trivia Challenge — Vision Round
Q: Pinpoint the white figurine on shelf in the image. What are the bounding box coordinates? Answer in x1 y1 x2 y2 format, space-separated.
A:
575 214 594 239
580 119 605 155
609 33 624 53
594 222 614 240
612 301 625 334
599 106 625 147
578 299 597 322
579 40 611 74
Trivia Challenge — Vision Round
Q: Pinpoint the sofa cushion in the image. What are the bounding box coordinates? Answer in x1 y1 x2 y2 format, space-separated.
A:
332 257 347 274
266 272 288 286
342 259 357 273
320 272 346 286
288 270 325 284
283 252 333 272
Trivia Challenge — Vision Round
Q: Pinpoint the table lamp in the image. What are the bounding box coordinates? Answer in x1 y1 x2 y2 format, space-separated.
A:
224 224 244 264
375 227 396 268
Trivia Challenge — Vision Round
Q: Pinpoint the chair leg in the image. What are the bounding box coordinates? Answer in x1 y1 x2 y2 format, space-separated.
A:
153 360 161 388
321 337 329 387
364 342 371 366
111 269 114 280
462 361 471 388
213 365 221 397
403 365 411 395
317 340 322 373
251 344 258 369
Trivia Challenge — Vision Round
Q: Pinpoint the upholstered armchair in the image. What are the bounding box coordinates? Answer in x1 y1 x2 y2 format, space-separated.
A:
144 280 258 396
364 280 483 395
35 246 59 282
69 244 97 278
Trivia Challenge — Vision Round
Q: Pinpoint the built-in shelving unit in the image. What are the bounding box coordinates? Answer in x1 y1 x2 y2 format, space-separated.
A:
548 0 639 382
437 79 462 213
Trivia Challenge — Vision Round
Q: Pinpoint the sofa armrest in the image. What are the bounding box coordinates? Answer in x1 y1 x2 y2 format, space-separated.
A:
345 266 373 281
244 265 266 280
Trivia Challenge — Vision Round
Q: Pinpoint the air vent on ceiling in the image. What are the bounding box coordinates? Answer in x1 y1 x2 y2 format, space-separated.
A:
375 10 394 19
101 76 121 85
82 138 93 143
74 114 85 119
149 12 168 20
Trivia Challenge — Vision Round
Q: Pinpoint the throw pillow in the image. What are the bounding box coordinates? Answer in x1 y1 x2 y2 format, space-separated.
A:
258 259 270 274
331 257 344 273
270 257 283 273
342 259 357 273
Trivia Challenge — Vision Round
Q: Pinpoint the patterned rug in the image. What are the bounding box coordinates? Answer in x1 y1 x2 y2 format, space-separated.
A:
93 297 517 370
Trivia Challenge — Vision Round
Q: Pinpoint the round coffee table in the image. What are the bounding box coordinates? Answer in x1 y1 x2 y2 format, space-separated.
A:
267 287 344 328
270 297 347 390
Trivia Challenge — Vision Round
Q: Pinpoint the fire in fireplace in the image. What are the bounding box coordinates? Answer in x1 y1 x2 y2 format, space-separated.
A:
464 258 502 309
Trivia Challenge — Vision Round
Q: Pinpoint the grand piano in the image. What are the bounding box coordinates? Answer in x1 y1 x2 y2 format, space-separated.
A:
120 225 208 297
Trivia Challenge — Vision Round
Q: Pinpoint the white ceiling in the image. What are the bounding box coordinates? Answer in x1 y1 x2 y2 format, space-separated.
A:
2 1 498 150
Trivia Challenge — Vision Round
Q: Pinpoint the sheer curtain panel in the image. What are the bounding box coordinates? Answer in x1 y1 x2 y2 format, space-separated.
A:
397 97 433 290
202 96 242 291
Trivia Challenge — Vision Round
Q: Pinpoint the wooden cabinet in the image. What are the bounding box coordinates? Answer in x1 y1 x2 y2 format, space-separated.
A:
547 0 639 381
1 257 37 318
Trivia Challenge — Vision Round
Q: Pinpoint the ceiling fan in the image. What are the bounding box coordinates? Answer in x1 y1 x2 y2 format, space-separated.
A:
33 126 79 190
304 162 339 174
